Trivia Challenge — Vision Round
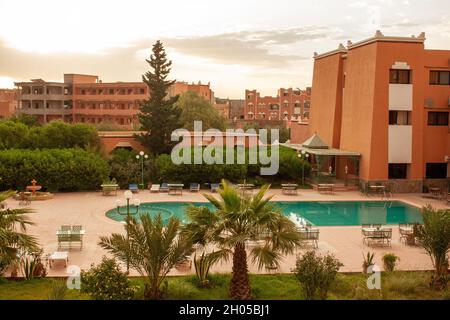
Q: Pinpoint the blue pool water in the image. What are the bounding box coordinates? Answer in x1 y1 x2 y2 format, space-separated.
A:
106 201 423 226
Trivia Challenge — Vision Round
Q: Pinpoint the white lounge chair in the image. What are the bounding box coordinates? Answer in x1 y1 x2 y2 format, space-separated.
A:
150 184 160 193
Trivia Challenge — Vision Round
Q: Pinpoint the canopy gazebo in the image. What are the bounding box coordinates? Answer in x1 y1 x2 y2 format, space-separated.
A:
282 134 361 186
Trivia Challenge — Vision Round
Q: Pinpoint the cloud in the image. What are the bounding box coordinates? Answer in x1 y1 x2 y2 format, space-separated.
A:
161 26 340 67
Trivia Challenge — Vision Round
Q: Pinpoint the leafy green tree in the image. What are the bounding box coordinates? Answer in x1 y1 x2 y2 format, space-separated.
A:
0 191 38 275
416 206 450 289
137 40 181 156
99 214 193 299
9 114 41 127
183 180 301 300
177 91 226 131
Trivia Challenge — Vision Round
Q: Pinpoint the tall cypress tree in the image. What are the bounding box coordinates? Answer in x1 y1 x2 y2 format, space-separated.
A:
137 40 181 156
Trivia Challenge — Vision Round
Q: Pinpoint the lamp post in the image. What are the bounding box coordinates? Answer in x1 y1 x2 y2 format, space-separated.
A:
344 165 349 186
298 150 310 186
116 190 140 272
136 151 148 189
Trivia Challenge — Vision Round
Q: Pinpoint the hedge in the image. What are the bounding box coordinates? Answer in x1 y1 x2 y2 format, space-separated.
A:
0 149 109 191
0 120 101 151
151 146 310 185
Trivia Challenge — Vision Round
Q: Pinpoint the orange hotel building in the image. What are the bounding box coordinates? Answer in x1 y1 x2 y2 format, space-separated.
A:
14 74 215 128
244 87 311 122
291 31 450 193
0 89 18 119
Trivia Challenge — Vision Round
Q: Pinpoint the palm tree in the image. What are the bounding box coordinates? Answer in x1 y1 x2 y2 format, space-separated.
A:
183 180 302 300
99 213 193 299
416 205 450 289
0 191 38 275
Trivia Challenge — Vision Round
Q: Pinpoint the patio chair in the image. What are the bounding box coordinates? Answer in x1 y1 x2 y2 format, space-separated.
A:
190 183 200 192
128 184 139 193
211 183 220 192
150 184 160 193
160 183 169 192
72 225 83 232
372 224 382 229
57 231 72 249
61 225 71 231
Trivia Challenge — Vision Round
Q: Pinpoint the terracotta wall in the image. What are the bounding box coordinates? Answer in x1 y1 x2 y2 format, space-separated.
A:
308 53 344 148
290 122 310 144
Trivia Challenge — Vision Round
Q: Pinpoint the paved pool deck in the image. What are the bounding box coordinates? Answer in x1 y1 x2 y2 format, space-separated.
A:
3 189 449 277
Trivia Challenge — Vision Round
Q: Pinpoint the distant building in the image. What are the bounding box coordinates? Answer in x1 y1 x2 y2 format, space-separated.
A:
0 88 19 119
213 101 230 119
15 74 215 128
291 31 450 193
244 87 311 122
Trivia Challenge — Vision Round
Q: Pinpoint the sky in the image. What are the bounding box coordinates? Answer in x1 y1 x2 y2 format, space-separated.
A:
0 0 449 98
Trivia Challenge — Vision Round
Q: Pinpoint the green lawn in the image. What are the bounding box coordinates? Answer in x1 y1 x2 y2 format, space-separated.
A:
0 272 449 300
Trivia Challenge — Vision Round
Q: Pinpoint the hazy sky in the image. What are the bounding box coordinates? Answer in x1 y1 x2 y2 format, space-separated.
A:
0 0 449 98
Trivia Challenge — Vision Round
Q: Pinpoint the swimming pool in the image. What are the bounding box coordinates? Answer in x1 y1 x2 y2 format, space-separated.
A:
105 201 423 226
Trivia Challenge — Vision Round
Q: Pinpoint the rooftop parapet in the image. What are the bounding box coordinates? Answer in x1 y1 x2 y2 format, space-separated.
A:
314 31 426 60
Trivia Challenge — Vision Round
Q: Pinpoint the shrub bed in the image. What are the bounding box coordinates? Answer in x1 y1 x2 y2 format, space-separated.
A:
0 149 109 191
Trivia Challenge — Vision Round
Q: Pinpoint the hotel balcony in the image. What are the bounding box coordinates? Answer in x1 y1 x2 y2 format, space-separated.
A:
19 107 73 115
72 108 138 116
18 93 71 101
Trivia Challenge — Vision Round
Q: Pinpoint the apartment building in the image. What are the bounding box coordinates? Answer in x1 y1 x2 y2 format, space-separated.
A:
15 75 215 128
0 89 19 119
296 31 449 192
244 87 311 121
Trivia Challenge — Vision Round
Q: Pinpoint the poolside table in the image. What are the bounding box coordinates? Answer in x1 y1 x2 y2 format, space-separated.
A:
237 184 254 195
49 251 69 268
429 187 442 199
317 184 334 194
362 227 392 247
168 184 184 195
282 184 298 195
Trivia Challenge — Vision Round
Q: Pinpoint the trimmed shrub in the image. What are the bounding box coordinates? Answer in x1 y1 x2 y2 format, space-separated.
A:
382 253 399 272
153 145 307 184
0 149 109 191
81 257 137 300
0 120 101 151
293 250 343 300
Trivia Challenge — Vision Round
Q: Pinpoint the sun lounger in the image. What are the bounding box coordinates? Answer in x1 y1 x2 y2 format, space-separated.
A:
129 184 139 193
190 183 200 192
150 184 160 193
211 183 220 192
160 183 169 192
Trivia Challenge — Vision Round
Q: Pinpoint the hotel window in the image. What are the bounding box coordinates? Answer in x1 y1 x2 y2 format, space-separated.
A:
428 112 449 126
389 69 411 84
283 92 289 97
389 111 411 125
109 89 114 95
389 163 408 179
426 163 448 179
429 71 450 85
139 88 145 94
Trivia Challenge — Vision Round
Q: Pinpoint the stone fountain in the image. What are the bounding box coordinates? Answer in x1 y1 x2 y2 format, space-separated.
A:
14 179 53 202
26 179 42 196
